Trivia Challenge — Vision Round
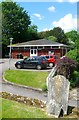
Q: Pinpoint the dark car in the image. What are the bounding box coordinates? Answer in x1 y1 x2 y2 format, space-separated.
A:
15 56 48 70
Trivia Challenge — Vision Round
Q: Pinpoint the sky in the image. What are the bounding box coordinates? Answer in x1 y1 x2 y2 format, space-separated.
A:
16 1 77 33
1 0 77 33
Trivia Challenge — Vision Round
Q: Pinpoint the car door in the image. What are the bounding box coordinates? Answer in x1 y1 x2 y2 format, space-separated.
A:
23 58 32 68
23 57 37 68
30 58 38 68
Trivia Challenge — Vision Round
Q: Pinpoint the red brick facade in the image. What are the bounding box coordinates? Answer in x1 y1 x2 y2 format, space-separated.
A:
10 39 68 58
11 47 67 58
12 49 30 58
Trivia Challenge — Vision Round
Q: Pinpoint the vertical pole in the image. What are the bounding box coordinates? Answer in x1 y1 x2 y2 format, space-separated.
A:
62 47 63 57
65 48 67 54
9 38 13 70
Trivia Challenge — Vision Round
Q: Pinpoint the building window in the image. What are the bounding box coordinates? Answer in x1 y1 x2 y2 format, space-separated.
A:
34 50 36 54
48 51 54 55
31 49 33 54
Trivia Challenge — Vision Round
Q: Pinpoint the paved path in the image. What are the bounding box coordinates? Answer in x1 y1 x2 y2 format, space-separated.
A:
0 59 79 108
0 58 50 103
1 82 79 107
1 82 47 102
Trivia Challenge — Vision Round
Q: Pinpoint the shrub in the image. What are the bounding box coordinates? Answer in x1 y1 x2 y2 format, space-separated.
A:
56 57 78 79
65 49 77 61
65 48 79 63
70 71 79 88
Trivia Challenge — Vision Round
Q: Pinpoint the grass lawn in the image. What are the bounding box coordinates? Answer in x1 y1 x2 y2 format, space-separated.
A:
2 98 49 118
4 70 49 90
1 98 78 119
0 98 2 119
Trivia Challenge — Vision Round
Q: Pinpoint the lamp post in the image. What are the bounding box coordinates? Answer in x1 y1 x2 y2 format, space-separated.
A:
9 37 13 70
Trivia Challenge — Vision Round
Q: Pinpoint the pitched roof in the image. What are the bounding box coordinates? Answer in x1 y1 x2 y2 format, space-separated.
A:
9 39 68 47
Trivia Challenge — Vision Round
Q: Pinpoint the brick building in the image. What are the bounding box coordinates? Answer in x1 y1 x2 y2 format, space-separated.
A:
9 39 69 58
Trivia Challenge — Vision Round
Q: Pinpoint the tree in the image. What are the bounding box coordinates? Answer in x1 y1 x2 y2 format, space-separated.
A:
65 30 78 43
47 36 57 42
39 30 54 39
52 27 69 44
39 27 69 44
65 49 77 61
65 31 79 62
27 25 40 40
2 1 31 45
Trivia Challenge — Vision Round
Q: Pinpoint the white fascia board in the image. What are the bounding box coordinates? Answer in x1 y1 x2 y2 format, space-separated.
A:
8 44 67 47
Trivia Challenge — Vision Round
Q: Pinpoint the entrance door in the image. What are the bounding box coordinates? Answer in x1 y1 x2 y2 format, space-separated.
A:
30 49 37 57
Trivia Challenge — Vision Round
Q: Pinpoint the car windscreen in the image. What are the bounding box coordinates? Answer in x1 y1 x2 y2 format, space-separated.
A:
38 56 47 60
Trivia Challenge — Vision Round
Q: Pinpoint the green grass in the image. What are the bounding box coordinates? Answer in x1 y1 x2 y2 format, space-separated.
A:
2 98 49 118
0 98 2 119
4 70 49 90
2 98 79 119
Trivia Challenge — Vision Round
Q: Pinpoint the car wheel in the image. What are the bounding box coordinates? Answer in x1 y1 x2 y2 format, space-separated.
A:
36 65 42 70
16 64 21 69
49 63 54 68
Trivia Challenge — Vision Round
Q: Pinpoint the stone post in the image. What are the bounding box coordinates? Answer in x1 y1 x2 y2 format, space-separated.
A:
47 75 70 118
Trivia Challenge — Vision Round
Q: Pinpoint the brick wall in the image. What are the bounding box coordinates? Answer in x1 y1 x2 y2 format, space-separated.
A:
12 48 66 58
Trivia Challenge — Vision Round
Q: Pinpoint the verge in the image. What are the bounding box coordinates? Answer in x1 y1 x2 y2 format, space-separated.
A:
3 72 43 93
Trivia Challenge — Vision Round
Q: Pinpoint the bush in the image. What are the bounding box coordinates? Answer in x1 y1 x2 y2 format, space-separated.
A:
56 57 79 88
65 48 79 63
70 71 79 88
56 57 78 79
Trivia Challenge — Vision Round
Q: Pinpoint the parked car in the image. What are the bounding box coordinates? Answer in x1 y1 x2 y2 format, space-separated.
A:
41 55 59 67
15 56 48 70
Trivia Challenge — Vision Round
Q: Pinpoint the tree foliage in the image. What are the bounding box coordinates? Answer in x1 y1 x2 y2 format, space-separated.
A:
39 27 69 44
27 25 39 40
70 70 79 88
52 27 69 44
65 49 77 61
65 31 79 62
65 30 78 42
39 30 53 39
2 1 31 45
1 1 40 57
47 36 57 42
